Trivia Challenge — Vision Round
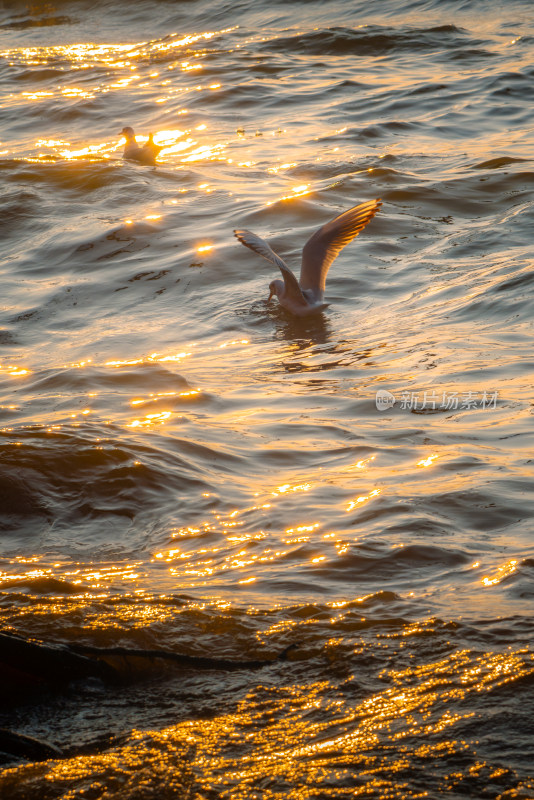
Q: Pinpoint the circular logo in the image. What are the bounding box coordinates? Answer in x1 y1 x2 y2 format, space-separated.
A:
375 390 395 411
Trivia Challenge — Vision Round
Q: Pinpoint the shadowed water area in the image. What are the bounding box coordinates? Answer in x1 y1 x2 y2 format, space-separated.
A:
0 0 533 796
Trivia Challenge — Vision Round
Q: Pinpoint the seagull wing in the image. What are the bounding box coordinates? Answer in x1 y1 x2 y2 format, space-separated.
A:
234 229 308 306
300 199 381 294
143 134 162 155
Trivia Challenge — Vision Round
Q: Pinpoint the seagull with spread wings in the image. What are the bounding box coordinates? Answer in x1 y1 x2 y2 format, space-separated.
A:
234 198 381 316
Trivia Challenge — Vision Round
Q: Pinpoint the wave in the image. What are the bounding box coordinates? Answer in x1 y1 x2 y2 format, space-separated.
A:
0 424 211 549
261 24 485 57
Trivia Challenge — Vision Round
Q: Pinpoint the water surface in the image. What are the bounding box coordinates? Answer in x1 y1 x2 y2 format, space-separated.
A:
0 0 533 796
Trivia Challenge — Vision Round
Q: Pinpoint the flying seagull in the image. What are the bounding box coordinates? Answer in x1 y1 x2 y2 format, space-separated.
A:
234 198 381 316
119 127 162 166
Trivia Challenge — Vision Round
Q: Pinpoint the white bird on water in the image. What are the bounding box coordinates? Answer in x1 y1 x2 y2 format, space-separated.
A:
234 198 381 316
119 127 162 166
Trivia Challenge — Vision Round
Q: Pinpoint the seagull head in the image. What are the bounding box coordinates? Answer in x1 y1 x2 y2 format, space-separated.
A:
267 279 284 303
120 126 135 140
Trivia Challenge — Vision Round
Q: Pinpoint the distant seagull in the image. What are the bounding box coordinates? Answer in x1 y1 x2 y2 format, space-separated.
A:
119 127 162 166
234 198 381 316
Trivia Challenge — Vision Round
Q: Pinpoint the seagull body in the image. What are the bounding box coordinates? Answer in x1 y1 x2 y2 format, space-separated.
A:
120 127 162 166
234 199 381 316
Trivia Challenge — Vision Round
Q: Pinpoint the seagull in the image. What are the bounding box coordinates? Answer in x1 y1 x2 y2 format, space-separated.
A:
119 127 162 166
234 198 381 316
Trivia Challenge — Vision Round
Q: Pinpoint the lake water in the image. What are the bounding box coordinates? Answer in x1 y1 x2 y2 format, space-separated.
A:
1 0 533 796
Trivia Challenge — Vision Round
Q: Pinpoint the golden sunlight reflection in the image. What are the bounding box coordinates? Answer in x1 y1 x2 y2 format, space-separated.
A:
3 29 235 71
481 560 518 586
0 560 144 593
105 358 143 367
219 339 248 348
265 183 313 206
128 411 172 428
3 641 533 798
152 497 319 579
106 351 191 368
285 523 320 534
346 488 381 512
60 140 119 160
155 352 192 362
130 390 200 407
153 130 185 146
181 143 226 162
353 456 376 469
272 483 311 496
36 139 69 148
161 541 292 580
27 338 259 432
267 162 297 174
21 91 53 100
416 454 440 468
62 358 92 368
0 363 30 378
